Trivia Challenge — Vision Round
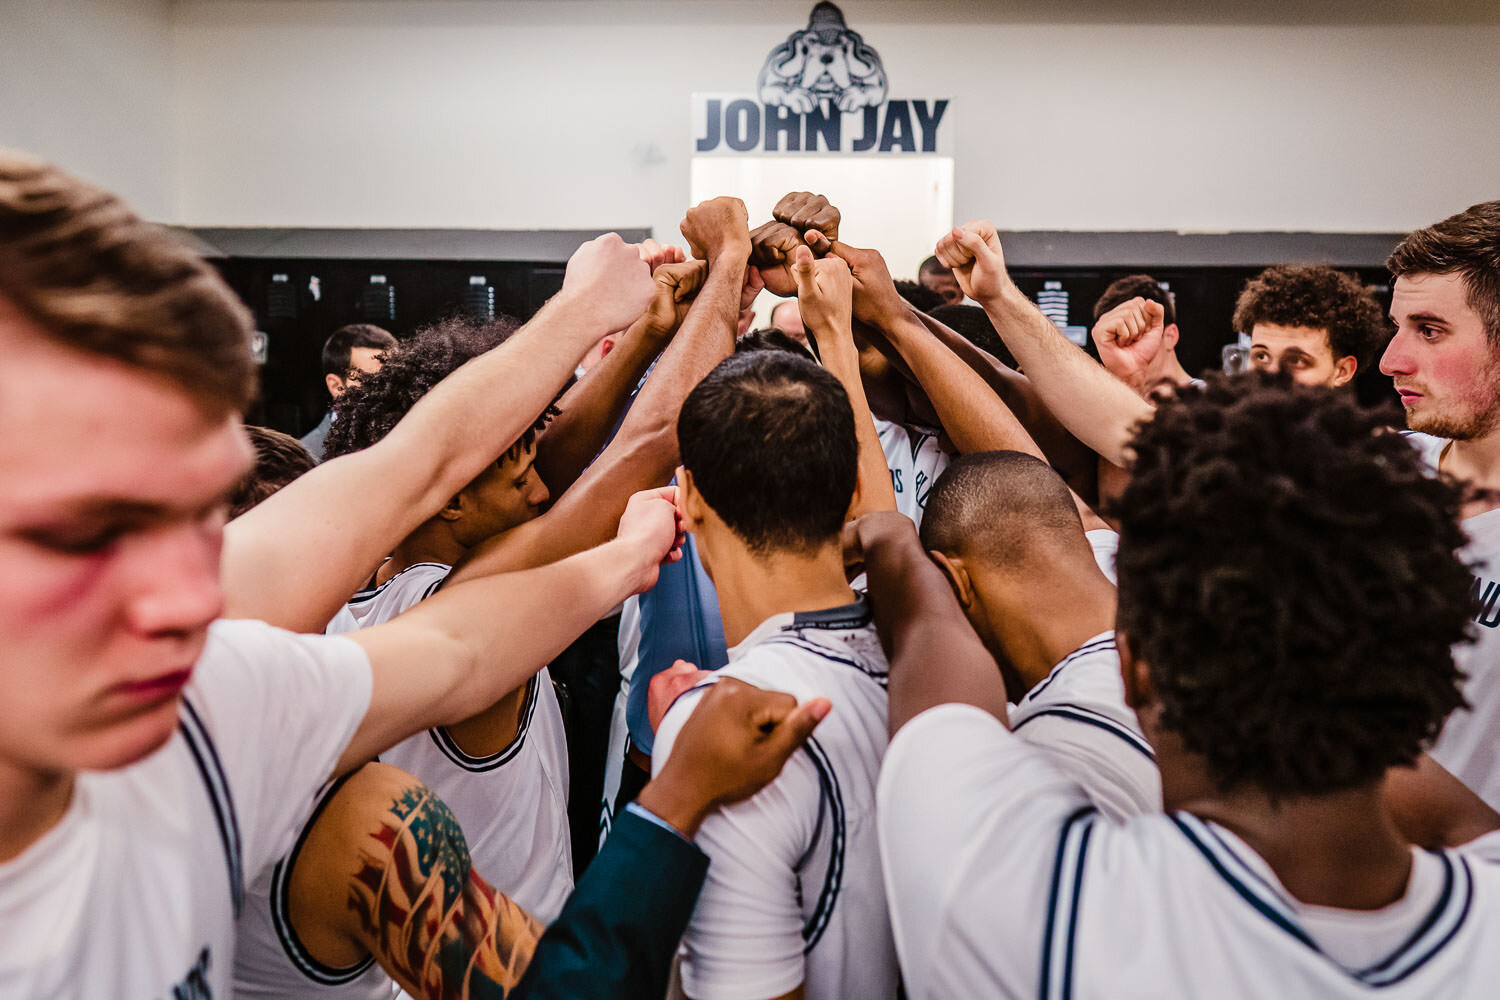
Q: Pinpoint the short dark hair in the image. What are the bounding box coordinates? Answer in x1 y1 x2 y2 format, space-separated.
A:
1388 200 1500 348
1231 266 1388 370
921 451 1086 568
678 351 856 556
893 279 943 313
324 314 550 462
1094 274 1176 328
0 152 256 413
1113 372 1471 797
918 255 949 278
321 323 397 379
928 303 1016 368
229 426 316 518
736 327 817 361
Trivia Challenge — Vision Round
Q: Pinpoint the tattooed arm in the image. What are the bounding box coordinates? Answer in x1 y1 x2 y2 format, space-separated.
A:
287 762 543 998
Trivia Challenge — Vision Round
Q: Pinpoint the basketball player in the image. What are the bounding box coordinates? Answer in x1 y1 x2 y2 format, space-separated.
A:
0 151 686 998
868 374 1500 998
652 349 897 1000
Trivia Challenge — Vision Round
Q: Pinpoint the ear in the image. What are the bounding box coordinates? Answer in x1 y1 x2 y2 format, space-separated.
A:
677 466 707 532
927 549 975 608
1163 323 1180 350
1331 354 1358 387
1117 629 1157 712
325 372 345 398
436 493 464 522
599 335 616 360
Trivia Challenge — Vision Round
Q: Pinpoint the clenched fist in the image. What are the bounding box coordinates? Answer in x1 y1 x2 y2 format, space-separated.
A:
562 233 656 334
681 197 751 264
639 259 710 337
934 220 1016 304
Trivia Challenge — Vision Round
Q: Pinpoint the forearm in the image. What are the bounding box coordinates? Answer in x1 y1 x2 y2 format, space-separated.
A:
818 330 898 516
977 287 1153 467
536 318 667 495
883 312 1042 459
862 522 1010 735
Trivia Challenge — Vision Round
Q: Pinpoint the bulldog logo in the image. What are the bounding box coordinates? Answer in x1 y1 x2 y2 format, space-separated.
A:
758 2 888 113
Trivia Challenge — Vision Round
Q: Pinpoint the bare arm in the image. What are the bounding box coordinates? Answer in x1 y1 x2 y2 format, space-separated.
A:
853 511 1010 736
292 763 543 999
337 489 681 773
788 245 897 518
533 245 695 495
445 201 748 585
221 234 657 633
1385 754 1500 849
935 221 1154 468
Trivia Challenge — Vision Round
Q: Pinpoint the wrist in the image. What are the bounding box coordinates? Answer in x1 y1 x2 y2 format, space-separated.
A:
708 243 751 269
635 775 713 839
549 287 615 340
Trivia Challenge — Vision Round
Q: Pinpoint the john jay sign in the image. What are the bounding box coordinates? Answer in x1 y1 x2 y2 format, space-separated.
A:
692 2 950 155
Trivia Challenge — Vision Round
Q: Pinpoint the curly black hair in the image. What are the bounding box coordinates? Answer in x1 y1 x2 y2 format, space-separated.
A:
323 314 553 462
1232 265 1389 371
1112 371 1472 796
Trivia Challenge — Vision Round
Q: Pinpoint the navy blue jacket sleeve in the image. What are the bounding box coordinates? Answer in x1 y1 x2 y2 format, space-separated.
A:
510 806 709 1000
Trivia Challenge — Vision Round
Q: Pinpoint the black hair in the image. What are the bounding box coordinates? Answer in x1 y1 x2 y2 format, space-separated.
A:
1113 372 1471 796
918 255 949 278
737 327 818 361
229 426 316 518
678 350 856 556
320 323 397 378
323 314 553 462
1093 274 1176 328
927 303 1017 368
920 451 1085 567
1231 266 1388 371
894 279 944 313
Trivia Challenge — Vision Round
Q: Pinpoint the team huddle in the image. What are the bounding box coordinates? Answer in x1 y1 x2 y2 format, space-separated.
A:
2 147 1499 999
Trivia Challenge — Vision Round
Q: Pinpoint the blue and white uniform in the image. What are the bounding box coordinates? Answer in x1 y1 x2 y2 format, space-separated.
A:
1408 432 1500 810
875 417 949 525
0 620 371 999
653 597 896 1000
881 703 1500 1000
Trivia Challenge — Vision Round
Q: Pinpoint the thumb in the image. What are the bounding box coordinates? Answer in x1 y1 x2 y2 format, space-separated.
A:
790 244 817 293
1144 299 1165 326
769 697 831 758
954 228 990 263
804 230 832 255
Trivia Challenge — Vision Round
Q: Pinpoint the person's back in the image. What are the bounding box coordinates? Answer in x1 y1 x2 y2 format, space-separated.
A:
652 350 897 999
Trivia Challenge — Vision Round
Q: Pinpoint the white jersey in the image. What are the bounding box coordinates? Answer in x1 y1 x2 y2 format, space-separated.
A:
1085 527 1118 584
880 703 1500 1000
1408 432 1500 809
234 562 572 998
875 417 949 526
0 619 371 1000
653 597 896 1000
1010 632 1159 822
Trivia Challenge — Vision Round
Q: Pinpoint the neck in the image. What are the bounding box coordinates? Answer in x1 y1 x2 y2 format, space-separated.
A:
709 540 856 647
1185 781 1412 909
1443 427 1500 515
0 762 74 863
978 557 1117 691
382 519 466 583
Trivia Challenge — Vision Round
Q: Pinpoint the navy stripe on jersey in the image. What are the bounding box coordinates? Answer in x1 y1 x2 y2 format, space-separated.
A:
1011 704 1156 761
179 696 245 915
790 597 873 631
1022 636 1116 705
271 774 379 984
345 561 451 606
763 634 888 687
1171 814 1317 950
800 737 847 952
1040 806 1097 1000
428 674 540 772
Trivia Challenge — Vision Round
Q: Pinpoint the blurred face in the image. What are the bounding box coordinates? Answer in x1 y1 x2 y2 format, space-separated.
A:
1247 323 1355 387
0 304 251 776
920 268 963 307
771 301 806 341
327 345 386 399
1381 272 1500 440
451 441 549 546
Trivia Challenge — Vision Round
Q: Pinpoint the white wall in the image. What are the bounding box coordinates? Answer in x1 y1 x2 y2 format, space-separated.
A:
0 0 176 220
169 0 1500 242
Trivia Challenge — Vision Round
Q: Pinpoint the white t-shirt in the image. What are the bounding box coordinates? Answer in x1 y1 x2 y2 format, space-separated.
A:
879 703 1500 1000
234 562 573 998
1085 527 1119 584
1010 632 1159 822
0 619 371 999
875 418 949 527
652 598 896 1000
1408 432 1500 810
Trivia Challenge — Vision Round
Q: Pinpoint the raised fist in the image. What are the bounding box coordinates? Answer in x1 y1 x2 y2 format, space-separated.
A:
1093 297 1172 389
640 259 709 337
681 197 751 264
823 240 908 327
562 233 656 334
749 220 806 297
790 245 853 341
934 220 1015 303
772 191 840 246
